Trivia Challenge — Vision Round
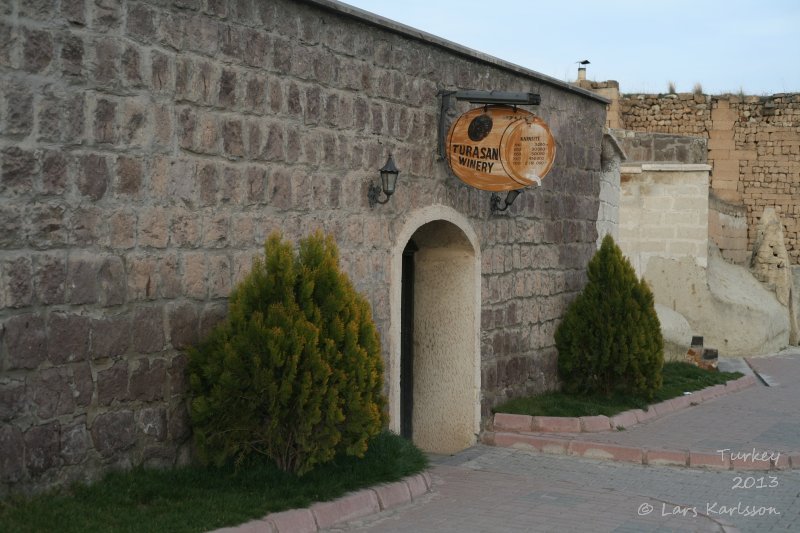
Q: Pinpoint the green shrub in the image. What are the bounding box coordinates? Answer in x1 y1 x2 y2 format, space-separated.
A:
187 232 387 475
555 235 664 400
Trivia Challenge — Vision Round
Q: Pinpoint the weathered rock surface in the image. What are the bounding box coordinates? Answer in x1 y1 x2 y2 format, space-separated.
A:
645 250 789 356
654 304 693 361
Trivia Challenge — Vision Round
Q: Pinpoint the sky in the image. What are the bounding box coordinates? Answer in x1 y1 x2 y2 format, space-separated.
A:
341 0 800 95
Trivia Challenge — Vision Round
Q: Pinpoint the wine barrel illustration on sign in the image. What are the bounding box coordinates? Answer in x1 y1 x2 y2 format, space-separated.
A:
446 106 556 191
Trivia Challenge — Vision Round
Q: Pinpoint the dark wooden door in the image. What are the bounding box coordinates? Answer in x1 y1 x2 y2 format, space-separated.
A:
400 240 418 440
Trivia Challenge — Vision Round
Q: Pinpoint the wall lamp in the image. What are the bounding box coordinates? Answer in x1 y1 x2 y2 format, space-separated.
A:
490 189 522 214
368 154 400 207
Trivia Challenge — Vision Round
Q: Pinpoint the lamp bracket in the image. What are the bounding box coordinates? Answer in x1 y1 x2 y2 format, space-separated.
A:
437 90 540 160
368 183 389 208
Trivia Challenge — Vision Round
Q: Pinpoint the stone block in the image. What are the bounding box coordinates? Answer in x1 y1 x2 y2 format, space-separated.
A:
609 410 640 430
98 256 126 307
218 69 237 108
208 255 231 298
94 98 117 144
0 380 26 421
23 28 53 73
150 51 173 93
0 425 25 482
568 441 643 464
69 206 105 247
109 209 137 250
651 400 675 417
2 146 36 194
532 416 581 433
78 153 109 201
265 509 316 533
177 107 196 150
579 415 612 432
182 253 207 299
493 413 533 432
202 214 229 248
41 150 68 195
24 421 61 476
171 211 202 248
159 253 182 299
121 45 142 86
67 257 99 304
126 3 156 41
2 256 33 308
138 209 169 248
28 367 74 419
91 410 136 458
137 406 167 441
373 480 411 510
405 472 431 498
197 113 219 154
491 432 570 455
132 306 165 353
130 359 166 402
689 451 729 469
2 313 47 370
127 255 157 301
310 489 380 529
116 156 142 196
72 362 93 408
90 314 131 360
97 361 129 406
167 401 190 442
60 421 90 465
221 166 245 204
34 253 66 305
167 301 199 349
730 455 773 471
646 449 688 467
4 83 34 137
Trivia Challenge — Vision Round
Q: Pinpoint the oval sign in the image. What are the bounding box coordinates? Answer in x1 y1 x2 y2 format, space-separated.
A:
446 106 556 191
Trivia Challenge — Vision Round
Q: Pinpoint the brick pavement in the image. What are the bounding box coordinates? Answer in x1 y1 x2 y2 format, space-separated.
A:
532 352 800 456
327 352 800 532
328 446 800 533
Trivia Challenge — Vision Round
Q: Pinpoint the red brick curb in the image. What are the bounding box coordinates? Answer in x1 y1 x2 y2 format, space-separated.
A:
211 472 433 533
483 375 790 472
492 375 757 434
484 431 797 471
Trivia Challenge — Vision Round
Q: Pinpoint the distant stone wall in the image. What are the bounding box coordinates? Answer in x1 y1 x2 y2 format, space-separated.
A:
618 92 800 262
610 129 706 164
0 0 606 494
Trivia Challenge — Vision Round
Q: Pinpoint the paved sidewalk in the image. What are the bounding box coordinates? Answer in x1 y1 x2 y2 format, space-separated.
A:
328 446 800 532
327 351 800 532
536 351 800 455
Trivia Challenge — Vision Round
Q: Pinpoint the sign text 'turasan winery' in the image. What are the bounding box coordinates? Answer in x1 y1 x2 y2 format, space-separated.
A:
446 106 556 191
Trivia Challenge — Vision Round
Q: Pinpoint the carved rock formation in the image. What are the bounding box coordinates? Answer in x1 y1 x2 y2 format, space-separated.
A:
750 208 797 343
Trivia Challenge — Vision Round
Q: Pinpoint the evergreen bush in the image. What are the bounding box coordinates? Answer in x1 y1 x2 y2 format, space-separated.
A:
555 235 664 400
187 232 387 475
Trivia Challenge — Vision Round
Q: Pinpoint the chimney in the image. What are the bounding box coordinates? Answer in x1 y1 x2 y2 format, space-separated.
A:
577 66 587 81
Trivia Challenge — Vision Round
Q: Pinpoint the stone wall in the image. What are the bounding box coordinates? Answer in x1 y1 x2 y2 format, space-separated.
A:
618 164 710 277
0 0 607 494
617 92 800 263
708 192 748 265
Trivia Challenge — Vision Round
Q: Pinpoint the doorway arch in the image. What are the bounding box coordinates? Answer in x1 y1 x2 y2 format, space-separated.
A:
389 206 481 454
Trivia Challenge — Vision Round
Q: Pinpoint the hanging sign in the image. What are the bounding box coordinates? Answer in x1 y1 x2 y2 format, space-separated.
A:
446 106 556 191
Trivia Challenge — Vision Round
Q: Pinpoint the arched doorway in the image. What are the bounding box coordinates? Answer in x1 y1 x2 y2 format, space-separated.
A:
389 207 481 454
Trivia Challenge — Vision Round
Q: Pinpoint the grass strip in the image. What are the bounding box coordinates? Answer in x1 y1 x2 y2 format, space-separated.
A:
494 362 743 418
0 431 427 533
